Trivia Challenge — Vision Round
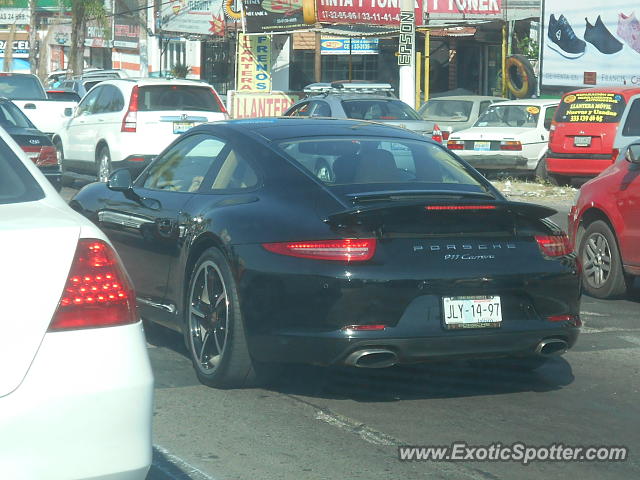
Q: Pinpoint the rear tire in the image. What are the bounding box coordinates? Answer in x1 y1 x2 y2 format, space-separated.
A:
548 173 570 187
534 156 549 182
579 220 629 298
55 139 74 188
96 145 111 183
184 247 274 388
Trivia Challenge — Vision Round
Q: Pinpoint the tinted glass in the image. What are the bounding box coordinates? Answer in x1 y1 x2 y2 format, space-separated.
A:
622 99 640 136
144 134 226 192
555 92 627 123
46 91 81 102
0 75 45 100
137 86 222 112
287 102 312 117
0 139 44 204
419 99 473 122
209 150 258 190
278 137 483 187
311 101 331 117
342 99 421 120
75 87 103 116
0 101 34 129
475 104 541 128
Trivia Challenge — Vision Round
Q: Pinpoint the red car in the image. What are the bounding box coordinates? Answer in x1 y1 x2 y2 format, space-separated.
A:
547 87 640 185
568 142 640 298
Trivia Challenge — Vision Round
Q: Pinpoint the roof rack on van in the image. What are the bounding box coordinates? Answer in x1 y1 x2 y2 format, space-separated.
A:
303 82 395 97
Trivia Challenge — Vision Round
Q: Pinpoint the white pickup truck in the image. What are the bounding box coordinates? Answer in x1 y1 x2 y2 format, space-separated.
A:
0 73 78 136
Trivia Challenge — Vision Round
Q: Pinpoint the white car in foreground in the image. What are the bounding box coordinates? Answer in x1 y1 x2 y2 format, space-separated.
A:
446 99 559 175
53 77 228 183
0 128 153 479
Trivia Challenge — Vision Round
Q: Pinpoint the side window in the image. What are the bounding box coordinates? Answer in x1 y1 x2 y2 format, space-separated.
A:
622 99 640 137
288 102 312 117
93 86 115 114
543 106 557 130
479 101 492 115
105 86 125 112
209 149 258 191
143 134 226 192
310 101 331 117
75 87 103 116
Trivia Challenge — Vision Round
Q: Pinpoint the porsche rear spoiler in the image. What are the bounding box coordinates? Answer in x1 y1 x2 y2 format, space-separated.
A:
324 200 557 227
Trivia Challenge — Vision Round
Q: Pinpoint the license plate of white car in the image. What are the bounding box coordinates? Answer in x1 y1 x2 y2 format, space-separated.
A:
173 122 195 134
473 141 491 151
442 295 502 329
574 136 592 147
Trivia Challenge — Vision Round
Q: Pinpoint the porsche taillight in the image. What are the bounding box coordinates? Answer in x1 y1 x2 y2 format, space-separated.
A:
49 239 137 331
535 234 572 257
262 239 376 262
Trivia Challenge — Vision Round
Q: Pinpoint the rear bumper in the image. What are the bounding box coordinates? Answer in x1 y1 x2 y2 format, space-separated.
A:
546 155 614 177
251 326 580 366
456 152 532 171
0 322 153 480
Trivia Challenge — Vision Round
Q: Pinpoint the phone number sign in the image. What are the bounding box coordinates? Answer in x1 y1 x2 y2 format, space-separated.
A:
316 0 423 25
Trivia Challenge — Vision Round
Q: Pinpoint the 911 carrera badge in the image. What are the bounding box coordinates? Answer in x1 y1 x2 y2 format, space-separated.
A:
443 254 496 260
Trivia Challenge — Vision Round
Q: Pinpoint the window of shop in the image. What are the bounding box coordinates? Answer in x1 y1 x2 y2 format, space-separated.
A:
162 40 187 74
321 55 378 83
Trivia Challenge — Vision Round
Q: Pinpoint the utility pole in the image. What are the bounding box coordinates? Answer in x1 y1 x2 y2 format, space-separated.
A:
398 0 415 108
28 0 37 75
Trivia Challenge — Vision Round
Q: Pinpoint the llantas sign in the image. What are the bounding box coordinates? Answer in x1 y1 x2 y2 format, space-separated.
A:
235 34 272 92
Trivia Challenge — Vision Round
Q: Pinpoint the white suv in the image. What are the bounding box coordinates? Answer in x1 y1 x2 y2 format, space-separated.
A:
53 78 227 182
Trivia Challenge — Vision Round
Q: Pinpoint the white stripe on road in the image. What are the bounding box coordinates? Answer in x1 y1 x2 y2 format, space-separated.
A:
315 410 399 446
153 444 219 480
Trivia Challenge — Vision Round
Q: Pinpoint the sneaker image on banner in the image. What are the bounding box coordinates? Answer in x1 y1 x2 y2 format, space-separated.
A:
548 14 586 58
617 12 640 53
585 15 623 54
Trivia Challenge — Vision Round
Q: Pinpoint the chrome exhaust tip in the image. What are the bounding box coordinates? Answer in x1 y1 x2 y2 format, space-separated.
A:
344 349 398 368
535 339 568 357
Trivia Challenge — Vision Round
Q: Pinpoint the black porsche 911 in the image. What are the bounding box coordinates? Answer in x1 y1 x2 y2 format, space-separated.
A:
70 118 581 388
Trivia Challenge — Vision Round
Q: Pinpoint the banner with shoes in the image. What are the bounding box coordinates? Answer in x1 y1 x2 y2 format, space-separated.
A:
542 0 640 87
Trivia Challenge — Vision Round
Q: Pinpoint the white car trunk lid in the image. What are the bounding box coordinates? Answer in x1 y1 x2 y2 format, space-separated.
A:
136 110 226 137
0 203 80 397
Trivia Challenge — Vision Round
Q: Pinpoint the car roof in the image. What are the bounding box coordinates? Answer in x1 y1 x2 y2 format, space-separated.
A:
103 77 212 87
564 87 640 98
490 98 559 106
192 117 429 142
426 95 506 102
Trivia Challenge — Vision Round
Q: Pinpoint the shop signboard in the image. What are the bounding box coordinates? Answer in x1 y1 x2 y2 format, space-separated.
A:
160 0 226 36
0 39 29 57
424 0 502 16
85 22 112 48
228 90 302 118
235 33 272 92
113 0 140 50
320 37 379 55
541 0 640 88
0 7 28 23
242 0 315 33
316 0 424 26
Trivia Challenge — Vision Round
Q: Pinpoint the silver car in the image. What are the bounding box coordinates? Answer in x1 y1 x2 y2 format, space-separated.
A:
284 82 436 137
418 95 507 135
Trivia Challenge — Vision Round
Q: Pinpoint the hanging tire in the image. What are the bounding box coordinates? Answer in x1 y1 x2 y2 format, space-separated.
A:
96 145 112 183
185 247 272 388
579 220 629 299
505 55 536 99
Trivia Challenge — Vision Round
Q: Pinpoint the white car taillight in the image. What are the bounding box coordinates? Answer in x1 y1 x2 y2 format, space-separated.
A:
121 85 139 133
49 239 137 331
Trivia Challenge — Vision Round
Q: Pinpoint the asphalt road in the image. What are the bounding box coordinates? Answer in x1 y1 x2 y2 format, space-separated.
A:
60 185 640 480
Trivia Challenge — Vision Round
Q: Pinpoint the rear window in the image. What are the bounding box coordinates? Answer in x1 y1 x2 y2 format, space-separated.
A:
0 101 34 129
419 99 473 122
341 99 421 121
475 104 541 128
278 137 484 188
137 85 222 112
0 75 45 100
555 91 627 123
0 139 44 204
46 91 81 102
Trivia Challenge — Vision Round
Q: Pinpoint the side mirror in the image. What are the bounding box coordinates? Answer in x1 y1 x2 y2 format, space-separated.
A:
625 143 640 164
107 168 133 192
64 107 73 117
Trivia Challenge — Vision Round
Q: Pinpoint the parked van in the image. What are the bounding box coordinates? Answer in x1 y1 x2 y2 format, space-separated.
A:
545 87 640 185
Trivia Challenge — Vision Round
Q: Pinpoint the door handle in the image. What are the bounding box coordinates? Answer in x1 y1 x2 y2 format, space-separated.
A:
24 103 36 109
